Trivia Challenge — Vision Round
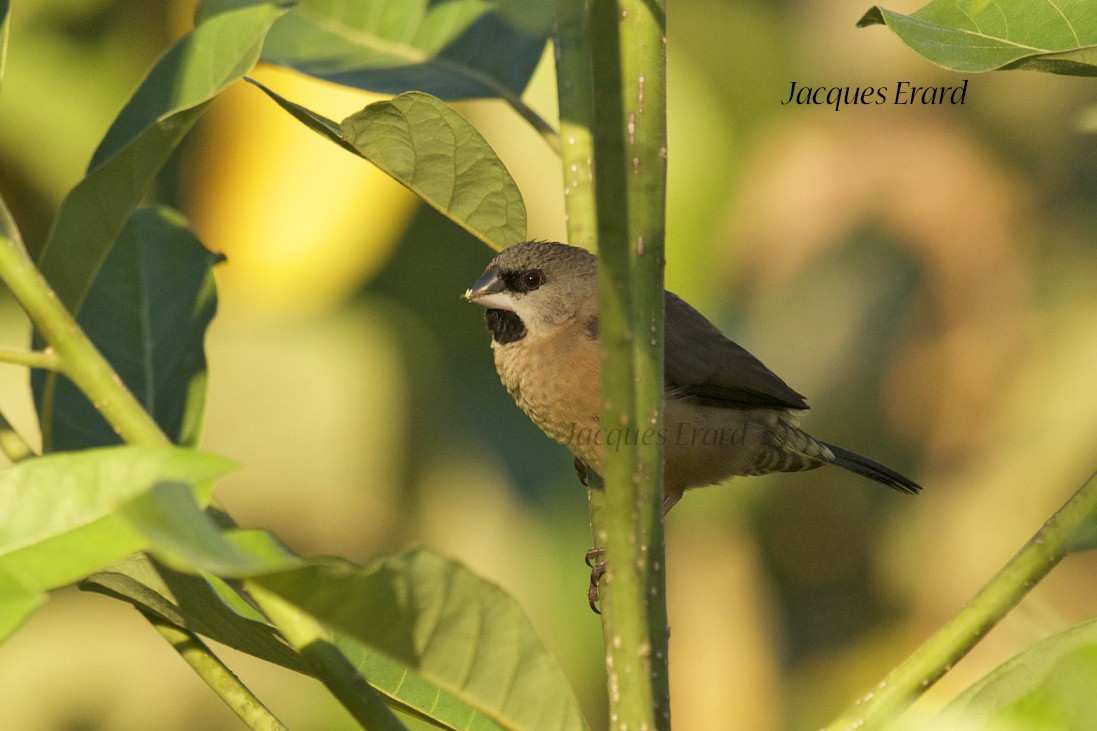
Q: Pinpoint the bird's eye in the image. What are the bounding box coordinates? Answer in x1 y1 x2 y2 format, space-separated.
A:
520 270 544 291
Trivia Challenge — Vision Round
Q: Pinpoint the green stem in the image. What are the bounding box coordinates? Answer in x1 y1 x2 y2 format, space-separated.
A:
584 0 671 728
0 224 168 448
0 346 59 370
247 582 409 731
825 471 1097 730
143 611 289 731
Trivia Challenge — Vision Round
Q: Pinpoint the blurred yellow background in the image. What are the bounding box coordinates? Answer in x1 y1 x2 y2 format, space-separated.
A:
1 1 1096 729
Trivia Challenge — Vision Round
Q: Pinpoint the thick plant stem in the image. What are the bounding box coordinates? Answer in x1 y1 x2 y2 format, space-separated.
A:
579 0 671 728
0 207 285 731
143 611 289 731
825 470 1097 731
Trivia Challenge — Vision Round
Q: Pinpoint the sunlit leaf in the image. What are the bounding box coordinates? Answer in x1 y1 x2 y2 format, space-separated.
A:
248 83 525 250
332 634 509 731
938 618 1097 728
256 551 590 731
0 446 234 641
859 1 1097 76
40 207 221 452
200 0 553 100
342 92 525 250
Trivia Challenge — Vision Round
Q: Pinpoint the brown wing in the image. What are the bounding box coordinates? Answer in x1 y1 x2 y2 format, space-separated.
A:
664 291 808 411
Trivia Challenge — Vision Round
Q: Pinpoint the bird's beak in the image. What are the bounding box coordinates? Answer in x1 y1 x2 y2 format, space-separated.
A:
463 267 516 311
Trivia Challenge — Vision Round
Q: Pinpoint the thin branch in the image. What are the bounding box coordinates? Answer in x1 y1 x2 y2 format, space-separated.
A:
0 346 59 370
825 470 1097 730
143 611 289 731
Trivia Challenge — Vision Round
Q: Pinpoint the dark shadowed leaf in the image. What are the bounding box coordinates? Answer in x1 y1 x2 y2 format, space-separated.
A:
200 0 553 100
83 554 310 675
937 618 1097 729
38 207 220 451
859 2 1097 75
36 3 286 313
256 551 590 731
0 446 234 641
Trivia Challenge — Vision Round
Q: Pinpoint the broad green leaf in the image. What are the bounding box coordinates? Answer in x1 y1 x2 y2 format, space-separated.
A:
35 3 285 314
39 206 220 452
342 92 526 250
85 511 508 730
858 1 1097 76
256 550 590 731
938 618 1097 729
0 446 234 640
249 84 526 250
83 554 310 675
200 0 553 101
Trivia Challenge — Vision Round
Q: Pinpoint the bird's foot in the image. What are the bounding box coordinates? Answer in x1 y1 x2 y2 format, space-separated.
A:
574 458 590 487
585 547 606 613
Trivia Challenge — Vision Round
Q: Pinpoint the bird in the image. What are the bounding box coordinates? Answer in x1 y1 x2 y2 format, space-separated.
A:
464 241 920 604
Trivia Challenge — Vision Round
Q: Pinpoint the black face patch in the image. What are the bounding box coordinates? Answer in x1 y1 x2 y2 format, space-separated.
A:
485 309 527 344
500 268 545 294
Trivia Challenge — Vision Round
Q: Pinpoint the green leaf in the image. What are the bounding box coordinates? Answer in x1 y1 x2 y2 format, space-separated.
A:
331 634 509 731
342 91 526 250
0 446 235 640
858 2 1097 76
36 2 286 315
939 618 1097 728
200 0 553 100
122 482 300 577
38 206 221 452
256 550 590 731
83 554 310 675
249 84 525 249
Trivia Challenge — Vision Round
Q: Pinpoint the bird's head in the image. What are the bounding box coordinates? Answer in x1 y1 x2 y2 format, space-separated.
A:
464 241 598 343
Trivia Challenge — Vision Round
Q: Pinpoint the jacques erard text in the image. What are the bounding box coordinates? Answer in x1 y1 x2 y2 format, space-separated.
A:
781 80 969 111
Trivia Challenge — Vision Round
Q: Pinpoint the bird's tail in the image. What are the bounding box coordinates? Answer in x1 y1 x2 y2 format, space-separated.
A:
818 441 921 495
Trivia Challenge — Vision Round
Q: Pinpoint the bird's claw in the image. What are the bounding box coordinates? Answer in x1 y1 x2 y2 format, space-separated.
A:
585 547 606 613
